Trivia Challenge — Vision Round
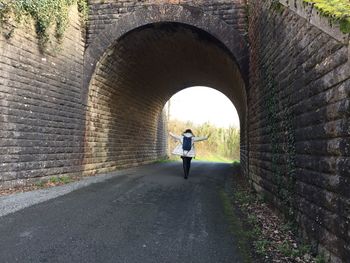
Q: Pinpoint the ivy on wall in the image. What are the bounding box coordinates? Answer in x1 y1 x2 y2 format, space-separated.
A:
271 0 285 14
262 60 297 223
0 0 88 51
303 0 350 33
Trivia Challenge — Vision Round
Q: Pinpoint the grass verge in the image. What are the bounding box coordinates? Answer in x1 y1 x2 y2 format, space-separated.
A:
220 189 255 262
225 164 323 262
195 154 235 163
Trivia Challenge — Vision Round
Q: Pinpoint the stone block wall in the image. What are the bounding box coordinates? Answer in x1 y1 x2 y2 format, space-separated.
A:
0 1 247 187
83 2 249 177
83 40 168 175
248 1 350 261
86 0 247 46
83 21 245 176
0 5 86 189
1 1 349 260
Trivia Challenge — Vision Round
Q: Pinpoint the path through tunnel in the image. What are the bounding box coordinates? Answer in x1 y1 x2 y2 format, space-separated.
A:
165 86 241 163
83 6 249 176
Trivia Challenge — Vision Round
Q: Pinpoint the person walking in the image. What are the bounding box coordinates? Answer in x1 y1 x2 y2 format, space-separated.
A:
169 129 209 179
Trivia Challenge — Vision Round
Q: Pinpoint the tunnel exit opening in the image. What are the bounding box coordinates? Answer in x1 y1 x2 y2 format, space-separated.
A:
82 4 249 176
165 86 240 163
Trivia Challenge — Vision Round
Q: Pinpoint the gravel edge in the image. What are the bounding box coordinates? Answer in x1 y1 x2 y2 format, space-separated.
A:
0 169 133 218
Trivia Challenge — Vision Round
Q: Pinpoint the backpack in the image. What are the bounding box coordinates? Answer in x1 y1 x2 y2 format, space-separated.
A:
182 136 192 151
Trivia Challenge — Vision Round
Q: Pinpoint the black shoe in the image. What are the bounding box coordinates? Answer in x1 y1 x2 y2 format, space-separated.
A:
184 175 188 179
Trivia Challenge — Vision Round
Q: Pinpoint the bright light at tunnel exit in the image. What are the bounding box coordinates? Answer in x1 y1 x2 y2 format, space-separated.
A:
165 86 240 128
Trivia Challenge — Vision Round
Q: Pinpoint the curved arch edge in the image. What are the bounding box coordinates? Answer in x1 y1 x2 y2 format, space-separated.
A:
83 4 250 97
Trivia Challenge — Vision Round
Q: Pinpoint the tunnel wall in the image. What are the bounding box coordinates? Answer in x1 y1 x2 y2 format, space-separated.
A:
0 2 248 188
0 1 349 261
85 0 249 177
83 3 250 178
0 5 86 189
83 42 168 175
248 0 350 261
86 0 247 45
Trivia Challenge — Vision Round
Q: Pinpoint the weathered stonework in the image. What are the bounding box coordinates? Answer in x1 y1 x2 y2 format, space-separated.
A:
0 0 349 261
0 5 86 188
0 2 249 185
248 1 350 261
86 0 248 46
83 5 248 177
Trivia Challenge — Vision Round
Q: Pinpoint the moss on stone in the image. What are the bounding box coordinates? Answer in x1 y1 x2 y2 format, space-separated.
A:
303 0 350 33
0 0 88 51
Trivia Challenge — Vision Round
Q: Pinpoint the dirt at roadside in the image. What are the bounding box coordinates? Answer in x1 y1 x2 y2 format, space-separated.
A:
230 166 322 263
0 176 82 197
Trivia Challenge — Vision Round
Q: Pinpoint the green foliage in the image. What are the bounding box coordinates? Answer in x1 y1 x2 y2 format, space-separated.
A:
276 241 312 258
271 0 285 14
255 239 270 255
168 119 240 162
315 253 326 263
303 0 350 33
49 175 73 184
0 0 88 51
35 180 45 187
77 0 88 19
49 176 60 184
219 190 254 262
234 189 255 204
195 154 234 163
262 60 296 222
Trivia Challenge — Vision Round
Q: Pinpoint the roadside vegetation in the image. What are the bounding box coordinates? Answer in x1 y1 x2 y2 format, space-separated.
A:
168 119 240 163
0 175 78 196
0 0 88 51
303 0 350 33
226 164 325 263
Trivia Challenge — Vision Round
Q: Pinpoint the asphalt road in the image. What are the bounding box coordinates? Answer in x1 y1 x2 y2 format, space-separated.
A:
0 162 243 263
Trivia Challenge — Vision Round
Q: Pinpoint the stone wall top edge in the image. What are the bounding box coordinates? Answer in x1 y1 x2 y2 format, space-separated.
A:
279 0 349 45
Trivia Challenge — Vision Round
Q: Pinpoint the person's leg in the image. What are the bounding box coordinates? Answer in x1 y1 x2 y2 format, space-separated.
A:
186 157 192 178
181 156 187 178
188 157 192 171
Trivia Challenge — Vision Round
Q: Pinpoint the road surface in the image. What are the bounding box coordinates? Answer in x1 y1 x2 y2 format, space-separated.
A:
0 162 244 263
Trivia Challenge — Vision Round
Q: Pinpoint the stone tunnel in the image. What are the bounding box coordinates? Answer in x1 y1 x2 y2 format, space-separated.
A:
0 0 349 261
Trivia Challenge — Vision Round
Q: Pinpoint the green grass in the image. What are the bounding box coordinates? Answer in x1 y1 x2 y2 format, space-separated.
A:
255 239 270 255
34 175 74 189
219 190 254 262
167 154 239 164
35 180 46 187
195 154 237 163
49 175 73 184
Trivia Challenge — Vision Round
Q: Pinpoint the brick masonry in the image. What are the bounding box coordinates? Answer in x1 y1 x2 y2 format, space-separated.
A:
0 0 349 261
0 2 249 185
83 20 247 176
83 3 249 180
86 0 247 46
0 5 86 188
248 1 350 261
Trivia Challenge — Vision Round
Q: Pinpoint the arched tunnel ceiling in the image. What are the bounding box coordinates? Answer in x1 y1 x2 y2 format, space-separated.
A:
93 23 247 123
83 5 249 171
83 4 250 108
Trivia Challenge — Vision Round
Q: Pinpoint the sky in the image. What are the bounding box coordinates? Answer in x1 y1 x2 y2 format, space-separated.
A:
166 86 240 128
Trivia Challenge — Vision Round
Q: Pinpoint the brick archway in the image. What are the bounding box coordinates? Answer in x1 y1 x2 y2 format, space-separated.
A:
83 4 249 94
82 4 250 175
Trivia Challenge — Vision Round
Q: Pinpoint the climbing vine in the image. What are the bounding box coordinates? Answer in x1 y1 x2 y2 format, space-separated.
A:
0 0 88 51
303 0 350 33
263 62 297 223
282 105 297 222
270 0 285 14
